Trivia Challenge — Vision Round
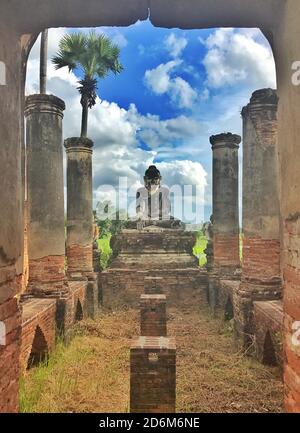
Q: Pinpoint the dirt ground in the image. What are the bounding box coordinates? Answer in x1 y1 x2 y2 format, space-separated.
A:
21 294 284 413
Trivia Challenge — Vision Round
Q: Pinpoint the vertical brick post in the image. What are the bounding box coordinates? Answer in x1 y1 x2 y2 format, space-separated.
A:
130 336 176 413
64 137 97 318
140 294 167 336
234 89 282 348
25 94 68 296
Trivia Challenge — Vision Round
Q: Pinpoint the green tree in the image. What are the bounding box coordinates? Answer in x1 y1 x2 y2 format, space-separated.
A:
52 31 123 137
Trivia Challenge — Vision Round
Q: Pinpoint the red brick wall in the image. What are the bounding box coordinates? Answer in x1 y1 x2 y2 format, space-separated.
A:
213 233 240 268
283 216 300 412
0 293 21 413
130 336 176 413
140 294 167 336
253 300 283 368
20 298 56 370
67 244 93 274
101 268 207 308
28 255 66 293
242 237 281 284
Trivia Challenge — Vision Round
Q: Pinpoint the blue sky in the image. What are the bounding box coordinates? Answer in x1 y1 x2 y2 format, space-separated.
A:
26 20 276 222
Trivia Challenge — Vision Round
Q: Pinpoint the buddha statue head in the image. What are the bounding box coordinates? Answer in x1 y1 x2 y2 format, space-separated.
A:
144 165 162 192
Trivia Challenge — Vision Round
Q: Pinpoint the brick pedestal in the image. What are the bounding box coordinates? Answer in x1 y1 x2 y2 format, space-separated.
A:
130 336 176 413
140 294 167 336
101 228 206 308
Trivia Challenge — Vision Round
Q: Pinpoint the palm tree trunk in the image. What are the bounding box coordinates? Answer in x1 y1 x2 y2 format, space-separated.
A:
40 29 48 94
81 100 89 138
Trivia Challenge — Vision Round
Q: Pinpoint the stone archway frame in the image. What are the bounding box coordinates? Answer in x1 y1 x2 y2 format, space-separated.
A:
1 0 300 413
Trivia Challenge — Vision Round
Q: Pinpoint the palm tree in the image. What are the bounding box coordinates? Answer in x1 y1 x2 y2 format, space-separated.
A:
40 29 48 94
52 31 123 138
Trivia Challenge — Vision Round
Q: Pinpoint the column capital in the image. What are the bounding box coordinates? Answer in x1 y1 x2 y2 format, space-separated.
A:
210 133 241 150
64 136 94 152
242 88 278 116
25 94 65 118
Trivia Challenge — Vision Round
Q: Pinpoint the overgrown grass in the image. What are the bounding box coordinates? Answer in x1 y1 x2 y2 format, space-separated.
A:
20 294 283 413
193 231 207 266
97 235 113 269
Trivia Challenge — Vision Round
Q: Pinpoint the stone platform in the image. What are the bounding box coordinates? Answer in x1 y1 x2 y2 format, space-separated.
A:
253 300 283 368
100 227 207 307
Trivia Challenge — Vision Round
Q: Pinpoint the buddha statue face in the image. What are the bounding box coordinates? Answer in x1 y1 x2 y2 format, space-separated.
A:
143 165 162 192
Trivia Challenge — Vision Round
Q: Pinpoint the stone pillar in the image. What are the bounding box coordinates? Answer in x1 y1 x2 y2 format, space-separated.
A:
64 137 97 318
130 336 176 413
25 94 68 296
64 137 94 279
210 133 241 272
235 89 281 347
140 294 167 336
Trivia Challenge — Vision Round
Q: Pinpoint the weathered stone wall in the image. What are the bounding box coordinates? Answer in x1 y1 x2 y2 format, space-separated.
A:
0 22 24 413
101 268 207 308
0 298 21 412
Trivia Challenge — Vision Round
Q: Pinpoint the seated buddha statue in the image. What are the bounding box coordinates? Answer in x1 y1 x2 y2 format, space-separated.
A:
135 165 183 229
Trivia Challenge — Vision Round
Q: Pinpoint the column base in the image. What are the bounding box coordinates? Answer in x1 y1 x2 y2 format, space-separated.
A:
27 255 69 297
234 279 282 350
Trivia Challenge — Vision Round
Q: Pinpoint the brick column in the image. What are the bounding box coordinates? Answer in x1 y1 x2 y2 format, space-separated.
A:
234 88 282 347
140 294 167 336
25 94 68 296
208 133 241 314
64 137 97 318
210 133 241 272
130 336 176 413
64 137 94 278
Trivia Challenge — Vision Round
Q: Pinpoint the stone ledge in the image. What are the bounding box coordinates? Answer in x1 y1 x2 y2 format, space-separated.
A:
253 300 283 368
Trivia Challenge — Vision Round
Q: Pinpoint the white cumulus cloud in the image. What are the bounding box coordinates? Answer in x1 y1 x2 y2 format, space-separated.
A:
144 60 197 108
164 33 188 58
25 28 207 213
201 28 276 89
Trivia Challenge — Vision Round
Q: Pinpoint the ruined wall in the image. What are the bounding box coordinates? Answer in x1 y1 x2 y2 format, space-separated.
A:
20 298 56 370
0 22 23 413
273 1 300 412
